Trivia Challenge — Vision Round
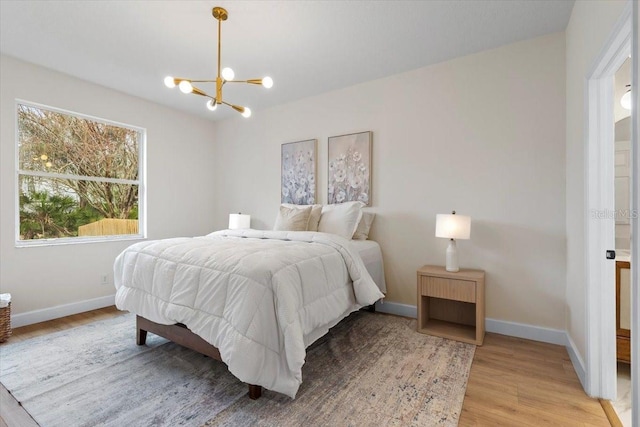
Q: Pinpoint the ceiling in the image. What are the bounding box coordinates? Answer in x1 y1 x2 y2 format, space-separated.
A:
0 1 575 121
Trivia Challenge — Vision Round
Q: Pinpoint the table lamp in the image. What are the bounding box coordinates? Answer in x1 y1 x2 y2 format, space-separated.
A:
435 211 471 272
228 213 251 230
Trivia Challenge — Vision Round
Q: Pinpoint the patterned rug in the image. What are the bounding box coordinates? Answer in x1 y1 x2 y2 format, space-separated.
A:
0 311 475 427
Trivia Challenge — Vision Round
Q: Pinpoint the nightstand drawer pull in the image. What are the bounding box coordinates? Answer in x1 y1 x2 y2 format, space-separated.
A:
421 277 476 302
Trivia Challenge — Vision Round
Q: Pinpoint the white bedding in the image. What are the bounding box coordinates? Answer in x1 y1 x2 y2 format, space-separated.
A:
114 229 384 398
349 240 387 293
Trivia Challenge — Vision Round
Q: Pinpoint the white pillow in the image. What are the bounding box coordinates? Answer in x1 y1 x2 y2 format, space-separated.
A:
282 204 322 231
318 201 365 239
353 212 375 240
273 205 312 231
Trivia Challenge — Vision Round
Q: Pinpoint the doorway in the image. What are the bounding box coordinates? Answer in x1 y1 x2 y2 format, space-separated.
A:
584 4 637 427
612 57 632 424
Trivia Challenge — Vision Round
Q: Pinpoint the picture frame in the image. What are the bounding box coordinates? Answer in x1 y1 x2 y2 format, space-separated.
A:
281 139 317 205
328 131 372 205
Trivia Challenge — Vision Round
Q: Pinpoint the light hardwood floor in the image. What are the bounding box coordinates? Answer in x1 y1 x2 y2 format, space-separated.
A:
458 332 611 426
0 307 613 426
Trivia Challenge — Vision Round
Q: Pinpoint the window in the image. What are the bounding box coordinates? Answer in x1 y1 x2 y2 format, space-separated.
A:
16 101 146 246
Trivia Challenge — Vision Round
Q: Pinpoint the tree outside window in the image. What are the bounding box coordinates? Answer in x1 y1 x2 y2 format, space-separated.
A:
17 102 145 244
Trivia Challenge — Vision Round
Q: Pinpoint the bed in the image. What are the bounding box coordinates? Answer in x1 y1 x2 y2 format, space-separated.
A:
350 239 387 294
114 229 385 399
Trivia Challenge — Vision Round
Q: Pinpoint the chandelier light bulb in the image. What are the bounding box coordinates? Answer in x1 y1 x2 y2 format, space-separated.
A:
242 107 252 118
206 99 218 111
164 76 176 88
262 76 273 89
222 67 235 81
621 90 631 110
178 80 193 93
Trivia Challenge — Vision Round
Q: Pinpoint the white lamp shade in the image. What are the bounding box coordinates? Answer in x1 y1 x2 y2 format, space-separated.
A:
229 213 250 230
435 214 471 240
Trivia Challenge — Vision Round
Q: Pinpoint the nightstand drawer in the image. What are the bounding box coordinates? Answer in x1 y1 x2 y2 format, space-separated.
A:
420 276 476 302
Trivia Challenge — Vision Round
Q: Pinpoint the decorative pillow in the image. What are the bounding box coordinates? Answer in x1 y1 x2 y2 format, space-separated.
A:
353 212 376 240
273 205 313 231
282 204 322 231
318 201 365 239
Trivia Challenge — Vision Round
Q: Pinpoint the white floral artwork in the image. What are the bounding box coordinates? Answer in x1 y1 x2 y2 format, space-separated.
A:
328 131 371 205
281 139 317 205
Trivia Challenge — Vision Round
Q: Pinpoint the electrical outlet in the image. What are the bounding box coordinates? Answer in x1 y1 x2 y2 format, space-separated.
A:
100 274 109 285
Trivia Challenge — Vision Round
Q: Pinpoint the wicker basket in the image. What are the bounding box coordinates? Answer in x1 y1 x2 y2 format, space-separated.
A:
0 302 11 343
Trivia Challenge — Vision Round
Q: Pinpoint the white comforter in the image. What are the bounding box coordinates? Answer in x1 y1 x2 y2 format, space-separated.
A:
114 229 384 398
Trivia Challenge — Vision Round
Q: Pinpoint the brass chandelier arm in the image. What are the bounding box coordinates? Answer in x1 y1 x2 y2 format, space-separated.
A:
164 7 271 117
175 78 257 85
225 79 264 85
189 86 212 97
184 79 218 83
217 7 222 84
220 100 246 114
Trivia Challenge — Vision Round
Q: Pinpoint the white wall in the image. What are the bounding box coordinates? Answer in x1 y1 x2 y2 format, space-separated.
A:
565 0 627 361
0 55 217 318
212 33 567 330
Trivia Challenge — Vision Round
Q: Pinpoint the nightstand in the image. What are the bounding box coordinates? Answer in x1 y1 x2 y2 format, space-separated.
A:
416 265 485 345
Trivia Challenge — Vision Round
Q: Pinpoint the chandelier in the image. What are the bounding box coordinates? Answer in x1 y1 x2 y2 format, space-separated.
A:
621 84 631 110
163 7 273 118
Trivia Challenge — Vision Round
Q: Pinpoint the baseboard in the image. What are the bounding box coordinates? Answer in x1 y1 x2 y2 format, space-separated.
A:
10 295 116 328
375 300 417 318
374 300 567 346
566 333 587 390
484 318 567 346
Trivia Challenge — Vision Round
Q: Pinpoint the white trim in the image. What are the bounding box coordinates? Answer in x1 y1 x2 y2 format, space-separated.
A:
630 2 639 425
566 333 587 390
15 234 145 248
484 318 566 346
375 300 416 318
18 170 139 186
15 99 144 132
584 3 631 400
10 295 116 328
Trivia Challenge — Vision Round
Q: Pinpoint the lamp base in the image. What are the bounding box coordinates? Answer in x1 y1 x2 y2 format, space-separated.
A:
445 239 459 272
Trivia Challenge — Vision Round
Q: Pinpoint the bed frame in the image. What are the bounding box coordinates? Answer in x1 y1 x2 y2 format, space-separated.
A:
135 315 263 399
135 304 376 400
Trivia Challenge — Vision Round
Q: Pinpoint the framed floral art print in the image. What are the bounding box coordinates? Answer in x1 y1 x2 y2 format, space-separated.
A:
281 139 317 205
328 131 372 205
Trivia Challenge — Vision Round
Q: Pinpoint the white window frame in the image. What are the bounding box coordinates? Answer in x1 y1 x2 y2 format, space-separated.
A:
14 100 147 247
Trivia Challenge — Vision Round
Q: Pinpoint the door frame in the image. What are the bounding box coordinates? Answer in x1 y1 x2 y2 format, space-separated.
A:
584 3 631 400
630 2 638 426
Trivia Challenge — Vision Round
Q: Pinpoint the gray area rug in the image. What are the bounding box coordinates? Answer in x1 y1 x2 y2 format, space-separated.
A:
0 311 475 427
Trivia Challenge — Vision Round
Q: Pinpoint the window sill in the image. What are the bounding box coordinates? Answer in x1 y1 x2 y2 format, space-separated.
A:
15 234 146 248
